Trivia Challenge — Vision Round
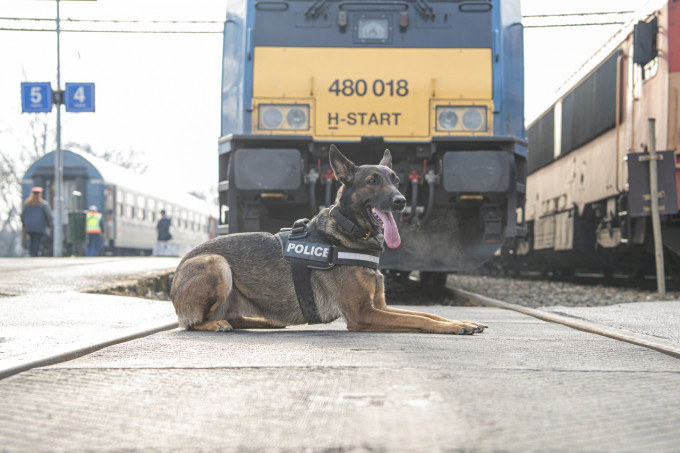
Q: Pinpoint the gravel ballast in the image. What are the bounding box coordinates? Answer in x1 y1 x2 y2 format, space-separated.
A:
445 274 680 308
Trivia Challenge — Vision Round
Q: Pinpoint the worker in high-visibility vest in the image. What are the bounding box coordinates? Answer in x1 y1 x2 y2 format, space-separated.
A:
85 205 104 257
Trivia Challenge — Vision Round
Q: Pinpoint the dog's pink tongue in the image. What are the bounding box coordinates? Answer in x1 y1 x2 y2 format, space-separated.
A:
375 209 401 248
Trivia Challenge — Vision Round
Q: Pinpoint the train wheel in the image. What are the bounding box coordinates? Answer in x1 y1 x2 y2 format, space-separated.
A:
419 272 449 288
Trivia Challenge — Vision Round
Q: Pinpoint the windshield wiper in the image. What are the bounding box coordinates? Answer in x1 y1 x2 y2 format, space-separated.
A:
307 0 434 20
306 0 329 18
413 0 434 19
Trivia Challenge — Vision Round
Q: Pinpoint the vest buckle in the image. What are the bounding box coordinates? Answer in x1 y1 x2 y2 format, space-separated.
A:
289 218 310 240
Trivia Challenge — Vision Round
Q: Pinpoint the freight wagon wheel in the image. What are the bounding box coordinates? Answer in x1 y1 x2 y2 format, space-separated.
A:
666 254 680 286
384 271 419 303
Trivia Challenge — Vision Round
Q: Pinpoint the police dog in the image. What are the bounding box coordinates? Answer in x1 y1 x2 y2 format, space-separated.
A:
170 145 486 334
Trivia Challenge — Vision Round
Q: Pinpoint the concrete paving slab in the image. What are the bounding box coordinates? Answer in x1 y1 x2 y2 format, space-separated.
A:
0 292 177 379
544 301 680 345
1 306 679 452
0 257 179 296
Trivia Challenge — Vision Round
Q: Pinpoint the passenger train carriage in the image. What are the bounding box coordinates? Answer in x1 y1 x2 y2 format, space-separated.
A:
218 0 526 273
22 149 217 256
506 0 680 278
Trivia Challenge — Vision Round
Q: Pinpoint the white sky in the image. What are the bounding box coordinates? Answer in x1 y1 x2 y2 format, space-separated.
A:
0 0 650 196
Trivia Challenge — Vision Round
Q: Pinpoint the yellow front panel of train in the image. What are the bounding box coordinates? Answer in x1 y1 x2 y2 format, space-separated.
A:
253 47 492 139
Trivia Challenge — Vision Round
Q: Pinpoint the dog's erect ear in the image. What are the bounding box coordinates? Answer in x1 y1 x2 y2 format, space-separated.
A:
329 144 356 185
379 149 393 168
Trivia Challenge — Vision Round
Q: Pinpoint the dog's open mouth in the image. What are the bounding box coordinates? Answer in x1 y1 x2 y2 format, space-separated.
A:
368 206 384 232
368 206 401 249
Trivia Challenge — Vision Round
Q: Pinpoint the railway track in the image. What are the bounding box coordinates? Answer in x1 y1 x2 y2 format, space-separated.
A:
483 268 680 292
446 286 680 360
385 271 680 359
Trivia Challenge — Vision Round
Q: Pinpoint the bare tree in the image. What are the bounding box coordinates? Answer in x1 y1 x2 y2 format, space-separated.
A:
67 142 149 174
26 114 52 161
0 151 24 256
189 186 218 206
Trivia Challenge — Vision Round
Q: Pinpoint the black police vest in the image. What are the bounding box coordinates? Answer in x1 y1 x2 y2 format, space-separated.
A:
275 219 381 324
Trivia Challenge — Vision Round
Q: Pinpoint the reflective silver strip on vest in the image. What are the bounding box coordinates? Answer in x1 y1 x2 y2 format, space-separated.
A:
337 251 380 264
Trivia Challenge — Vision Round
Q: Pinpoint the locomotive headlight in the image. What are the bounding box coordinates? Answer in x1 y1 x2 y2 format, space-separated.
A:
260 106 283 129
462 109 484 130
257 104 310 131
437 109 459 130
286 108 307 129
435 105 487 132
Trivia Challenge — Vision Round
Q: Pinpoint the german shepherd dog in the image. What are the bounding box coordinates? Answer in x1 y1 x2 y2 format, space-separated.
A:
170 145 486 334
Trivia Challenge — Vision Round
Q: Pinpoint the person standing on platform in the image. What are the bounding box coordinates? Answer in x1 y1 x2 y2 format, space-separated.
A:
85 205 104 257
156 209 172 242
21 187 53 257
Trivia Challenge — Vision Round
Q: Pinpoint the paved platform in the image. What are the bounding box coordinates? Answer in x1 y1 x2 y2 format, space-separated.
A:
0 291 177 379
0 257 679 452
0 257 179 296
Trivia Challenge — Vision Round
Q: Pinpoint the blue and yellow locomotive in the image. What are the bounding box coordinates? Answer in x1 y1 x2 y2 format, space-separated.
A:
218 0 526 273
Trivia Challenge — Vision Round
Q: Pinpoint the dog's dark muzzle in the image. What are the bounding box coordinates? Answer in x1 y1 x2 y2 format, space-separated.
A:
392 194 406 211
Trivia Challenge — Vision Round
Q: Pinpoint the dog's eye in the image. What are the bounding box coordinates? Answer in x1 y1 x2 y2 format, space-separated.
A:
367 178 377 185
393 176 400 185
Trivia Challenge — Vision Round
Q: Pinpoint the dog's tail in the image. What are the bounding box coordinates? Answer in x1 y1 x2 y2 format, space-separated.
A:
170 254 232 329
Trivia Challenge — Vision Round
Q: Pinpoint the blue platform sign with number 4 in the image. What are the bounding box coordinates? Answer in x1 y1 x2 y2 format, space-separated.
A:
65 82 95 112
21 82 53 113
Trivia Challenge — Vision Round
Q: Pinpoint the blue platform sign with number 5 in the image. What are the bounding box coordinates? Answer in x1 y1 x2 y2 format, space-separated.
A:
21 82 53 113
65 83 95 112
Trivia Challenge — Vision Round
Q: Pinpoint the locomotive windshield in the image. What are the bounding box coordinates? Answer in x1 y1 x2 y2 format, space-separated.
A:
253 0 492 48
304 0 437 21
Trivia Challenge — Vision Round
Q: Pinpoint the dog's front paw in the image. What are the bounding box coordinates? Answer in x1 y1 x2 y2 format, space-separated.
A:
464 321 488 333
191 319 233 332
214 320 233 332
442 321 487 335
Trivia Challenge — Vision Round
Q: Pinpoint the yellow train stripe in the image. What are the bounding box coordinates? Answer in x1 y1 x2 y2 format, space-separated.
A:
253 47 492 139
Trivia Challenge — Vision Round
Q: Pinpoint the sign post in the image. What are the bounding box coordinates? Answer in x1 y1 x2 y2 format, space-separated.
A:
54 0 63 257
20 0 95 257
647 118 666 299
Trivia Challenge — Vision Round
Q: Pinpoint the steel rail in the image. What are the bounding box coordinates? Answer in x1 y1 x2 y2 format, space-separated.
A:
0 321 178 381
447 287 680 360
